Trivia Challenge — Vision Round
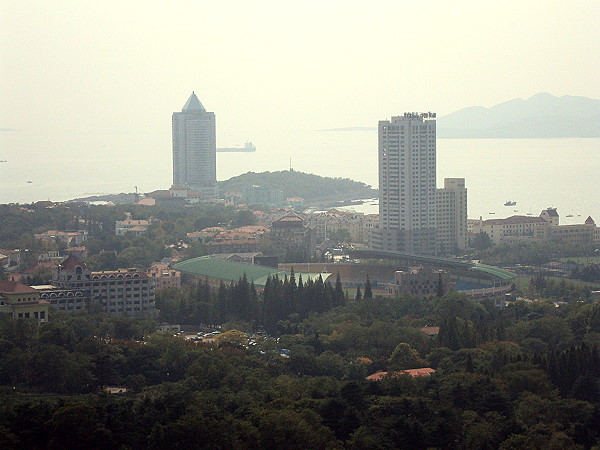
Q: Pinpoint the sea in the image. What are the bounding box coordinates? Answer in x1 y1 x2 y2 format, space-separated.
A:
0 130 598 225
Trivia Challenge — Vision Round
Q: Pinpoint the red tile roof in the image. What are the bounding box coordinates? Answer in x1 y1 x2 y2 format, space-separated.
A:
59 255 87 270
420 326 440 336
366 368 436 381
0 281 39 294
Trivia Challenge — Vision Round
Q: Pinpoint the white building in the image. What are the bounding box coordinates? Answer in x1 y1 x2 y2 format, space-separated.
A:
437 178 468 253
374 113 438 255
172 92 217 197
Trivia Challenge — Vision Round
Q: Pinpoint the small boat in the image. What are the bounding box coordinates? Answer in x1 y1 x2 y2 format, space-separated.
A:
514 210 518 212
504 201 517 206
566 214 574 217
26 180 32 183
0 160 6 163
489 212 495 214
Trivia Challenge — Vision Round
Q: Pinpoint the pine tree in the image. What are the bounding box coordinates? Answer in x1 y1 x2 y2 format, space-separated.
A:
355 285 362 301
334 273 345 306
436 272 445 297
364 275 372 300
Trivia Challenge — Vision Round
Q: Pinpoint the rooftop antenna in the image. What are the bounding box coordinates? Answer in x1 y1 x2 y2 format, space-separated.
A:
134 186 139 203
289 157 293 172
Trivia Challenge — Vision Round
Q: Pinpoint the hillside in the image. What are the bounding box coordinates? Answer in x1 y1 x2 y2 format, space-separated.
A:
219 170 377 203
437 93 600 138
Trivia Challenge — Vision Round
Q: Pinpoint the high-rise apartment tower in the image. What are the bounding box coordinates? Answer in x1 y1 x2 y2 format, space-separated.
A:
374 113 438 255
172 92 217 196
372 112 467 255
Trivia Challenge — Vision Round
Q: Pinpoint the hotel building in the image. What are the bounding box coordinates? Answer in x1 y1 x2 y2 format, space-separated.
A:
172 92 217 197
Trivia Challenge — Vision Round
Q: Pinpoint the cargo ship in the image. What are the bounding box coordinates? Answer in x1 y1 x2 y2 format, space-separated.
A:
217 142 256 152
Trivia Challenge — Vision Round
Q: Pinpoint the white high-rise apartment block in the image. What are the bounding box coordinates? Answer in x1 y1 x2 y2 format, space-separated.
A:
372 113 467 255
437 178 468 253
375 113 438 255
172 92 217 196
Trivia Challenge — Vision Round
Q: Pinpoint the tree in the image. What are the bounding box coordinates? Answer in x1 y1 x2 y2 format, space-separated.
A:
388 343 427 370
364 276 373 300
355 286 362 301
471 231 492 250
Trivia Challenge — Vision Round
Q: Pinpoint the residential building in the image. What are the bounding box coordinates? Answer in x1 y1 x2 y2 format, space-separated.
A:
306 209 367 244
205 226 268 254
374 113 438 255
0 249 21 271
147 264 182 290
436 178 468 253
267 213 316 259
32 285 89 313
172 92 217 197
52 255 156 317
115 219 152 236
34 230 88 246
0 281 49 322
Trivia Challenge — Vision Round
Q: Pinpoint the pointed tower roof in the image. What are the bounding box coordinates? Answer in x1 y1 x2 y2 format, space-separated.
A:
59 255 87 270
584 216 595 225
182 92 206 112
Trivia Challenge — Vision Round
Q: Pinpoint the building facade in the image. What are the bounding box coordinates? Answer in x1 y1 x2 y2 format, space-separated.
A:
172 92 217 197
0 281 49 322
52 256 156 317
386 267 454 298
436 178 468 253
375 113 438 255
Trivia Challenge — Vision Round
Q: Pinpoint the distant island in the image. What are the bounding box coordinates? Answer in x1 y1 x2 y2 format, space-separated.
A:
69 171 377 206
319 93 600 138
437 93 600 138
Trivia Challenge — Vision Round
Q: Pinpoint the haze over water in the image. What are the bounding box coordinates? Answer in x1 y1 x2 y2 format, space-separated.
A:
0 130 598 226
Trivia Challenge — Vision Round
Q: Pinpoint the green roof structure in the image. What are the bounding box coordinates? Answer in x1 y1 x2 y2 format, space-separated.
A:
469 264 517 281
173 256 330 287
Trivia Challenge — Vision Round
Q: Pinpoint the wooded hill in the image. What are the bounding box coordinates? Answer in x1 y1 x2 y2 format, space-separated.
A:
219 170 377 203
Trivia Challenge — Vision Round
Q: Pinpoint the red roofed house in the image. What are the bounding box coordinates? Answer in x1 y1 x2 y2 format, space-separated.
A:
366 368 436 381
0 281 49 322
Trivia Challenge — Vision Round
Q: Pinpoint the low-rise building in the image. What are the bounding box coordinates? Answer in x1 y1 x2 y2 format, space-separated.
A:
267 213 316 258
34 230 88 246
386 267 454 298
549 216 596 244
147 264 182 290
0 281 49 322
115 214 153 236
32 285 89 313
469 216 549 245
52 255 156 317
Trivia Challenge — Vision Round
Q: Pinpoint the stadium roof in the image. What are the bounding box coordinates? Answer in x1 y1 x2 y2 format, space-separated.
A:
173 255 330 287
469 263 517 281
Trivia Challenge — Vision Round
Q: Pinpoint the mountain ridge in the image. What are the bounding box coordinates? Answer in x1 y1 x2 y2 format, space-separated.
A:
437 93 600 138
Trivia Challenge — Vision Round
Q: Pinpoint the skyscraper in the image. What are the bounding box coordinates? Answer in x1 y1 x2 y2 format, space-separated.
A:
372 112 467 255
437 178 468 253
374 112 438 255
172 92 217 196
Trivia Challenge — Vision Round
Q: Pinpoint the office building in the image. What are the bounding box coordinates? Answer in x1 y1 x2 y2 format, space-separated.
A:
172 92 217 197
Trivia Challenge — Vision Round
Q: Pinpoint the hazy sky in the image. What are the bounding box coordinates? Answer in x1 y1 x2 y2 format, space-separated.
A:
1 0 599 176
